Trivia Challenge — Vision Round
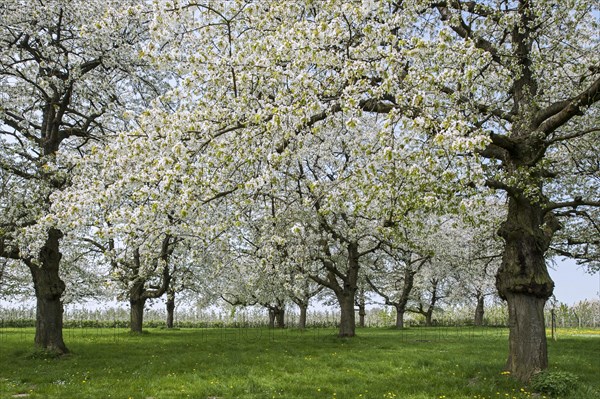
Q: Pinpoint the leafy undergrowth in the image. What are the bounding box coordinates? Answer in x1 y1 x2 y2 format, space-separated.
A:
0 327 598 399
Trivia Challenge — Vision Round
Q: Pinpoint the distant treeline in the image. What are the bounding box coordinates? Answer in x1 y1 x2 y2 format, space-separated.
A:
0 300 598 329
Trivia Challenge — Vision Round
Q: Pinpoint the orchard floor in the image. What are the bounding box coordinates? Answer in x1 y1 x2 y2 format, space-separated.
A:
0 327 598 399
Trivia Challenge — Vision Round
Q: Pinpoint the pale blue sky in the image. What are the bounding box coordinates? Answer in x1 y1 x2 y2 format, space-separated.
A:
549 258 599 305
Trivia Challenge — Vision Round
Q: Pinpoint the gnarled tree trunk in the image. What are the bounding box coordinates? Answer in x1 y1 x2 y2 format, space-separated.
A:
27 228 68 354
496 196 555 382
125 238 173 334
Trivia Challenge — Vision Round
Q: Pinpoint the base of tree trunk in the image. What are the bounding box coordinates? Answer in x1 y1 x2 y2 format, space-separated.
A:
474 296 485 326
505 292 548 382
34 296 69 355
130 299 146 334
338 297 356 337
166 296 175 328
29 234 69 355
275 309 285 329
268 313 275 329
298 305 307 330
395 309 405 329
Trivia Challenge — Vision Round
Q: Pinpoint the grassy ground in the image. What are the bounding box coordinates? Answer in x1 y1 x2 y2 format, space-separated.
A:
0 327 598 399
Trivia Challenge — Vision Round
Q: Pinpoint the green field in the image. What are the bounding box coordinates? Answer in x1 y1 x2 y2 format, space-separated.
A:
0 327 598 399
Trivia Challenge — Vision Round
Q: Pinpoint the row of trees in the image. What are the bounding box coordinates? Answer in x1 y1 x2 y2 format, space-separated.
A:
1 0 598 382
3 297 599 330
1 197 503 330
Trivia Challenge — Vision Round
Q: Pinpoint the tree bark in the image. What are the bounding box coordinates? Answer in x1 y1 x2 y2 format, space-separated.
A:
396 267 415 329
298 303 307 330
474 294 485 326
335 242 360 337
496 196 555 382
358 306 366 328
130 297 146 334
357 290 366 328
424 308 434 327
129 273 147 334
337 291 356 337
266 303 285 328
504 292 548 381
268 309 276 329
395 306 405 329
125 239 173 333
27 228 69 354
312 238 360 337
368 261 416 330
166 290 175 328
275 307 285 329
416 278 440 327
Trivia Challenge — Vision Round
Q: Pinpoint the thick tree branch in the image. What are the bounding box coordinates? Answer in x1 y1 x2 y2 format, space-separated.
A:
479 143 508 161
485 178 517 195
308 272 333 291
315 254 346 282
545 198 600 213
537 76 600 136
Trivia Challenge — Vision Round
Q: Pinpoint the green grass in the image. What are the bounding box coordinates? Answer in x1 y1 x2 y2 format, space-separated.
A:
0 327 598 399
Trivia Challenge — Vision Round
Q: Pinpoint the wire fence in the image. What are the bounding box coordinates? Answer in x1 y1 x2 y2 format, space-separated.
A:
0 324 516 351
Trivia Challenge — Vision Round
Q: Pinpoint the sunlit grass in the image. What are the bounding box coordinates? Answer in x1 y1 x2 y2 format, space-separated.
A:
0 327 598 398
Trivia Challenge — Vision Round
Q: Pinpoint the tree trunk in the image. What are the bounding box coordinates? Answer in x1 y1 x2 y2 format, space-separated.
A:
298 303 307 330
357 291 366 328
130 297 146 333
166 290 175 328
424 309 433 327
504 293 548 381
314 241 359 337
268 309 276 329
397 267 415 329
421 278 439 327
337 292 356 337
496 196 555 382
474 294 485 326
275 307 285 329
395 306 405 329
358 306 366 328
28 228 69 354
